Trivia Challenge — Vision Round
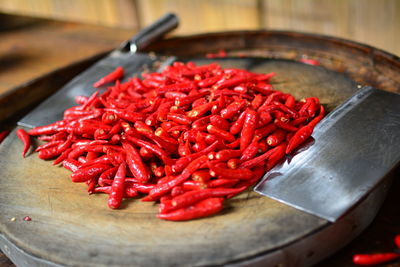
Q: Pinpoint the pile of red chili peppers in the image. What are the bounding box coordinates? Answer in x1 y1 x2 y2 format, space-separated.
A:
16 62 324 221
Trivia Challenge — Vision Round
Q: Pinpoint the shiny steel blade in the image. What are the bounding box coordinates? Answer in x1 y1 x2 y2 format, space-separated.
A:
254 87 400 222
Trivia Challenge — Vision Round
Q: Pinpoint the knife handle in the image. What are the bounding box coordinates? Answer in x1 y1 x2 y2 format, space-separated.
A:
128 13 179 53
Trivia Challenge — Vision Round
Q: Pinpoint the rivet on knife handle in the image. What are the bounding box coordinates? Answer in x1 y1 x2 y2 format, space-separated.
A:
129 13 179 53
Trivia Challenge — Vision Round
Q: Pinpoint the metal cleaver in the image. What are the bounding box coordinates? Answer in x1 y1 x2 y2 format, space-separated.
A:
255 86 400 222
18 13 178 128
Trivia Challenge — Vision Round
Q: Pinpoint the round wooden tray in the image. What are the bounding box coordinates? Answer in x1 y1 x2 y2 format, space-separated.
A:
1 31 399 267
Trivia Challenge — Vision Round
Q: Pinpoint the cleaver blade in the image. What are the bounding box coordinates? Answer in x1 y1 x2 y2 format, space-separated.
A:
254 86 400 222
18 13 178 128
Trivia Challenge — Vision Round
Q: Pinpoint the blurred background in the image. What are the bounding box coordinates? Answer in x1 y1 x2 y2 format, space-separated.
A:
0 0 399 56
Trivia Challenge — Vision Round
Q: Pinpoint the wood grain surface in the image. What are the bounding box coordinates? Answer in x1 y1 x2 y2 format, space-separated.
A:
1 16 400 267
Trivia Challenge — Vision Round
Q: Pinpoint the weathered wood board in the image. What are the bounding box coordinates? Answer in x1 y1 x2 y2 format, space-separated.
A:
0 59 366 266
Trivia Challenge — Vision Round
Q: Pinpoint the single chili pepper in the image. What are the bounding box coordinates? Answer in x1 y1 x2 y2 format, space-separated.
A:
38 146 61 160
285 124 314 154
57 134 74 153
240 146 280 169
187 101 216 119
80 155 113 168
240 109 258 150
352 253 400 266
182 180 207 191
62 158 81 172
220 100 246 119
267 129 287 146
122 141 150 184
53 148 73 165
208 162 252 180
266 142 287 170
215 149 242 162
207 179 239 188
240 139 259 161
170 187 246 212
78 91 100 111
71 163 111 183
16 129 31 157
192 170 212 183
207 125 235 143
108 162 126 209
37 132 68 142
167 113 192 125
27 122 61 136
274 120 298 132
157 197 224 221
93 66 124 88
104 108 146 123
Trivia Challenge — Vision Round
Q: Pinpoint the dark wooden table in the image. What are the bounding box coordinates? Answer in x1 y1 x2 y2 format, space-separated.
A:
0 14 399 267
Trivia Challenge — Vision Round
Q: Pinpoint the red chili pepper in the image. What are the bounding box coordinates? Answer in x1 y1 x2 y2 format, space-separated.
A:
71 164 110 183
53 148 72 165
170 187 246 212
240 139 259 161
240 109 258 150
267 129 287 147
93 66 124 88
122 141 150 184
285 125 314 154
35 140 64 152
108 162 126 209
16 129 31 157
157 197 224 221
208 162 252 180
38 146 61 160
353 253 400 265
63 159 81 172
220 100 246 119
229 110 247 135
207 125 235 143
